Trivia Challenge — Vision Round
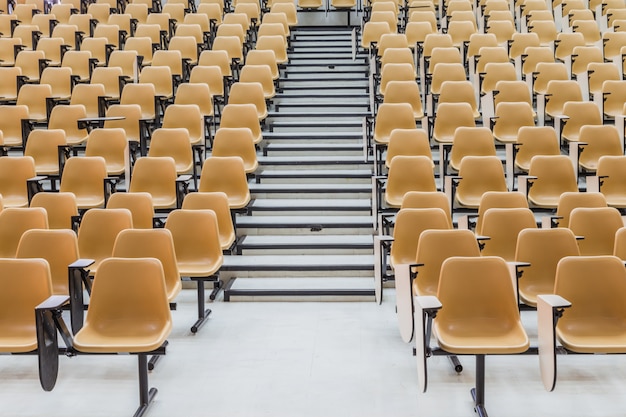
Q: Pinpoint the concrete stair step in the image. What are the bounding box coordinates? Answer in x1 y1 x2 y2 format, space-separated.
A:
235 215 373 229
238 234 373 250
249 183 371 194
262 142 363 154
247 198 371 212
256 169 371 180
222 254 374 271
257 155 368 166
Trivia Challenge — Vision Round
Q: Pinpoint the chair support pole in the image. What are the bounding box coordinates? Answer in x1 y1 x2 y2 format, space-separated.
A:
448 355 463 373
471 354 488 417
191 278 213 333
134 354 158 417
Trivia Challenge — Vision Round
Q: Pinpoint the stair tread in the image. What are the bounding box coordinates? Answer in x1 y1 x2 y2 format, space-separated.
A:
222 254 374 270
236 215 373 227
249 198 371 208
240 234 373 245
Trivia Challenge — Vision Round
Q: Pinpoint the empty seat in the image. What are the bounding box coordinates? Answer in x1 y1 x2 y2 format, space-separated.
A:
569 207 624 255
0 207 48 258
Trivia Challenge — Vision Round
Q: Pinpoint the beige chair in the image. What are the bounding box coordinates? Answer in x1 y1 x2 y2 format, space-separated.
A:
30 192 78 230
537 256 626 392
106 192 155 229
450 156 508 211
480 207 538 261
0 156 37 208
0 207 48 258
415 256 529 416
523 155 579 209
165 209 224 332
182 192 237 251
568 207 624 256
198 156 250 209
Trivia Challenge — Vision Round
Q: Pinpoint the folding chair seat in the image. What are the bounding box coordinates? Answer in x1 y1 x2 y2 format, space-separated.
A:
198 0 223 16
380 47 415 74
436 81 479 119
183 13 212 35
560 101 602 143
521 46 555 80
219 104 262 145
182 192 236 250
129 156 187 210
221 13 251 37
228 81 267 122
448 127 496 174
107 13 133 36
187 66 225 113
12 4 38 25
466 34 499 67
271 2 298 26
16 228 81 297
24 129 66 181
578 125 623 172
198 50 232 78
161 103 206 153
549 191 608 228
12 24 41 51
162 2 186 23
538 256 626 392
478 62 516 96
571 45 603 75
491 102 535 144
108 50 140 81
378 63 416 97
381 80 424 120
151 50 184 81
125 3 149 24
255 35 288 64
509 33 541 64
59 156 111 209
62 51 96 84
120 83 157 123
298 0 323 9
384 129 432 172
554 32 586 63
134 23 166 50
369 11 398 33
449 155 508 211
421 34 454 64
234 2 261 25
0 258 52 353
572 19 601 45
239 65 276 99
603 31 626 61
405 21 435 49
47 105 89 146
211 35 244 68
0 38 20 68
479 207 537 261
515 227 580 308
432 102 476 146
416 257 529 415
93 23 125 50
374 207 451 303
173 24 206 49
145 13 174 37
458 190 529 235
513 126 560 175
36 38 65 67
0 207 48 257
528 19 558 46
428 63 467 100
29 192 77 231
84 128 128 177
261 12 291 36
532 63 569 97
601 80 626 119
88 3 112 24
165 209 223 332
198 156 250 209
425 47 463 78
77 207 133 277
106 192 154 229
211 127 258 173
493 80 534 110
103 104 143 152
40 67 74 102
36 257 173 416
396 228 482 342
543 80 583 120
245 50 279 80
148 128 197 186
123 37 155 67
139 65 174 104
0 156 37 208
80 37 109 68
68 84 105 119
447 19 477 49
594 156 626 208
168 35 200 71
587 63 620 101
486 19 516 44
371 102 417 149
474 46 511 76
0 104 33 147
377 155 436 211
14 50 46 82
67 14 93 37
522 155 578 209
409 11 437 32
50 3 75 24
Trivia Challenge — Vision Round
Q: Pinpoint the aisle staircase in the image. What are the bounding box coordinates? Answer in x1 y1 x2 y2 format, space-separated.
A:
221 26 376 301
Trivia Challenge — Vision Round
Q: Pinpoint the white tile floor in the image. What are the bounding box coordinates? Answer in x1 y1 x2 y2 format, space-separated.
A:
2 288 626 417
